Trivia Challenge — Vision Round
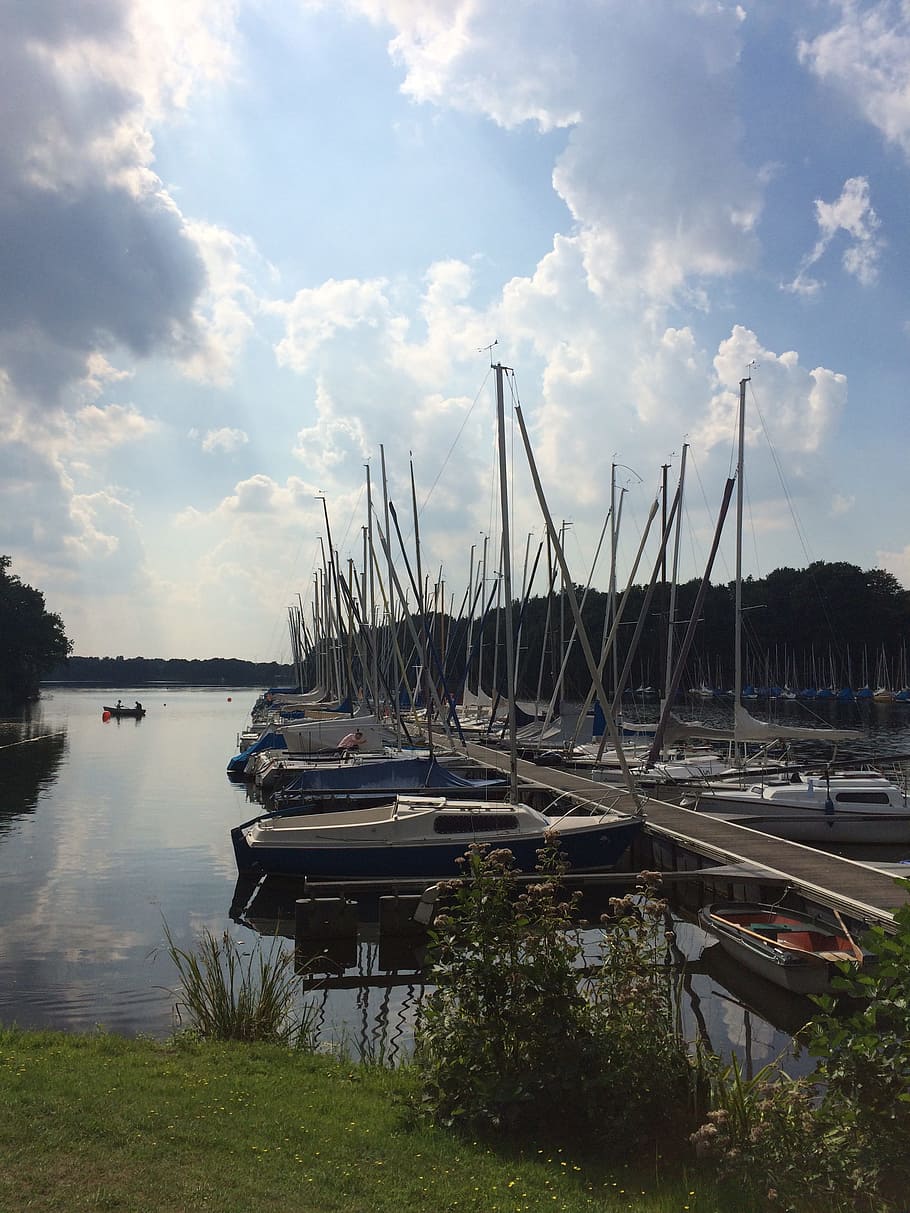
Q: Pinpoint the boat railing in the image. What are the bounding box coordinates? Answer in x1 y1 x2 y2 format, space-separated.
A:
546 785 645 825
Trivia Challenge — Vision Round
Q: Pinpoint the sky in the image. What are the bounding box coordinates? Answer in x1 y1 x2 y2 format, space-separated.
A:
3 0 910 661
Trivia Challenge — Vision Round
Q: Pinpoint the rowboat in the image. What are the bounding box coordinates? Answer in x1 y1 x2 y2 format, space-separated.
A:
697 901 864 995
102 705 146 718
231 795 642 879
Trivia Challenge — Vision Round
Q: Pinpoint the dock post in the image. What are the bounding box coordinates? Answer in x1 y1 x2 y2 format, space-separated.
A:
294 897 358 974
378 894 429 972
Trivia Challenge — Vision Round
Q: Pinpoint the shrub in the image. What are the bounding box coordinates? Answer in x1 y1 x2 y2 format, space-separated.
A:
806 888 910 1205
692 1057 876 1212
588 872 700 1144
414 845 696 1151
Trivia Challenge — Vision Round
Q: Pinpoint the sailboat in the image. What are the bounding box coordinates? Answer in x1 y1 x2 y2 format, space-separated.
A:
685 377 910 843
230 363 643 879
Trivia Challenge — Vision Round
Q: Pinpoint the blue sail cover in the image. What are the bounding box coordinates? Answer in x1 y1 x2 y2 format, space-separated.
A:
279 756 506 796
226 729 288 774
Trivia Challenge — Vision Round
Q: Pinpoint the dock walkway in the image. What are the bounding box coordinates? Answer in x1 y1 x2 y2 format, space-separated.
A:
464 744 909 926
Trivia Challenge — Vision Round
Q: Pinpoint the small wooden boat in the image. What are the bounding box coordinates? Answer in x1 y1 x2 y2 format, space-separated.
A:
697 901 864 995
102 705 146 718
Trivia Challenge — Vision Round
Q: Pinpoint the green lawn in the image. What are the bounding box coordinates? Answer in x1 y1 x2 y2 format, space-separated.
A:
0 1028 742 1213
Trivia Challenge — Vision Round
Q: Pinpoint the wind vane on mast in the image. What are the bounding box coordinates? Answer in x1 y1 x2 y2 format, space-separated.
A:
478 339 498 365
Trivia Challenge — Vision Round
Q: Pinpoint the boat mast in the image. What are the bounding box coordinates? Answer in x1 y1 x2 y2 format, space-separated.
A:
365 463 381 716
494 362 519 803
663 444 688 707
734 375 749 745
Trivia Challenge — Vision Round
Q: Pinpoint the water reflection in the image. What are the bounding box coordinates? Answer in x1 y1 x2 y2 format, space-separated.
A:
5 688 899 1055
229 871 816 1074
697 940 817 1039
230 873 428 1062
0 710 67 831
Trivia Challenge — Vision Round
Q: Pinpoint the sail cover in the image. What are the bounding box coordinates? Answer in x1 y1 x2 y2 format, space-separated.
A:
733 703 862 743
657 705 862 746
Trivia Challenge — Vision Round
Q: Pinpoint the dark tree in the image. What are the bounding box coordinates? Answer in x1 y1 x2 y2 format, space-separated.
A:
0 556 72 705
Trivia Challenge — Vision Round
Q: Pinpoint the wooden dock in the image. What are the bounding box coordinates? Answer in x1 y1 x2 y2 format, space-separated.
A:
464 743 909 926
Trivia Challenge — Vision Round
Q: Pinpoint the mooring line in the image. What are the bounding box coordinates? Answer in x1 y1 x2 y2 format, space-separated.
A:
0 731 66 751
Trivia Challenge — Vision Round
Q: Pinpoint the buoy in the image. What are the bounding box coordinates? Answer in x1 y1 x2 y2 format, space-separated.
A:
227 696 232 702
102 711 111 722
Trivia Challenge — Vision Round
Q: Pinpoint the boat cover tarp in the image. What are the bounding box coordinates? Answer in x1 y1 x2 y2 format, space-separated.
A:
226 730 287 774
279 756 507 796
308 695 353 714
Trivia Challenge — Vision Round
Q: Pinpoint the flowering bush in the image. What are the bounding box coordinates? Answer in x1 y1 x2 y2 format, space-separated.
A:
588 871 698 1143
414 846 695 1149
691 1057 875 1212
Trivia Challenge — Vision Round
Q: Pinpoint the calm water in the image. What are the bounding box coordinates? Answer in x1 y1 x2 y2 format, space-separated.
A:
1 687 908 1071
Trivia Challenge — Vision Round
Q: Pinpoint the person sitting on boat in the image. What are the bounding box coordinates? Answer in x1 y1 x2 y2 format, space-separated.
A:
336 728 365 755
134 701 143 712
116 699 123 710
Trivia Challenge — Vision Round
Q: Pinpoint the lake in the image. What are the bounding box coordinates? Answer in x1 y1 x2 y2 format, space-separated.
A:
2 687 908 1072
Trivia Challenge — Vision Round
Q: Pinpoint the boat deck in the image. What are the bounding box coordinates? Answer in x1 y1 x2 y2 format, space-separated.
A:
464 743 910 925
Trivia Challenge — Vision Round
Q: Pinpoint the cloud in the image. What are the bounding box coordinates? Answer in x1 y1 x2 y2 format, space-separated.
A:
177 473 316 522
293 380 371 477
702 325 847 458
0 0 239 407
200 426 249 454
799 2 910 158
179 222 263 386
354 0 762 302
78 353 134 402
269 277 398 374
70 403 159 451
785 177 883 295
877 544 910 590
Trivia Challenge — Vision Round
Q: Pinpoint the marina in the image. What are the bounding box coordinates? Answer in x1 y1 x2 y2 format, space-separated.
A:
2 687 907 1062
464 741 908 928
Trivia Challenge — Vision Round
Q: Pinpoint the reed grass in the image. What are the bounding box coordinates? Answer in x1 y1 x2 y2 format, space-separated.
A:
162 922 316 1046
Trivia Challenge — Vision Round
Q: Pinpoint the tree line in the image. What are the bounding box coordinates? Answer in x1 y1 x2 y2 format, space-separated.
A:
4 553 908 707
49 655 294 687
303 559 910 701
503 560 910 697
0 556 72 707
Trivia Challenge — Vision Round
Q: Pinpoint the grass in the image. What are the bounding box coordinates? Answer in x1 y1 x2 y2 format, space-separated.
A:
0 1027 750 1213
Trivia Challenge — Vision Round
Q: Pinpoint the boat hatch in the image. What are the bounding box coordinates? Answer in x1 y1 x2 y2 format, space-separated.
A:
833 791 894 804
433 813 520 834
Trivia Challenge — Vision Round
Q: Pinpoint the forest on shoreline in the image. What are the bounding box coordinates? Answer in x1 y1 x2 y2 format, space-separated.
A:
29 559 910 700
43 655 294 688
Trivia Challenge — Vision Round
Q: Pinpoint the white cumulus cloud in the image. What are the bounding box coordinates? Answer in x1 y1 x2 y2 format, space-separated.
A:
799 1 910 159
200 426 249 454
786 177 883 296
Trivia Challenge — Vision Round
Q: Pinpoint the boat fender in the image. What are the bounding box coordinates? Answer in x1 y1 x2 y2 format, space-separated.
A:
825 796 835 818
